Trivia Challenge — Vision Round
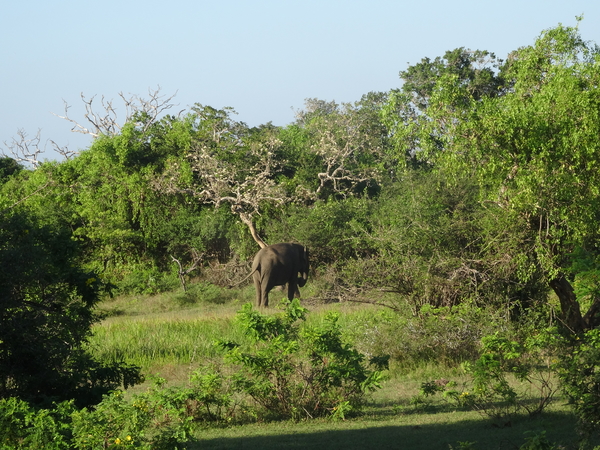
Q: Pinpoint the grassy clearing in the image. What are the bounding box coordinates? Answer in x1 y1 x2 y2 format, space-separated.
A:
89 290 591 449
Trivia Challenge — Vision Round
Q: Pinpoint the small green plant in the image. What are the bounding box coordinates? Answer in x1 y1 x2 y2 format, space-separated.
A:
519 431 559 450
218 299 387 420
71 371 235 450
461 330 560 421
421 329 561 423
462 334 524 420
0 397 73 449
449 441 478 450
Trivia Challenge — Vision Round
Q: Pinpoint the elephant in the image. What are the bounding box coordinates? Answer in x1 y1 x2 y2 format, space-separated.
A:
251 243 309 307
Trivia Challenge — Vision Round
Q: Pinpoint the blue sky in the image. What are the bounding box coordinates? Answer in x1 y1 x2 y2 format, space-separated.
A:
2 1 599 161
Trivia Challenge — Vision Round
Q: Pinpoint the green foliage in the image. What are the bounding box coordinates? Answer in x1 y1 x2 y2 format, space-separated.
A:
557 329 600 440
72 386 191 449
268 197 374 267
71 375 225 450
400 48 506 107
459 329 561 421
344 303 503 369
115 265 179 296
519 431 560 450
382 20 600 332
381 47 506 170
0 156 23 184
218 300 386 420
0 210 142 406
342 169 547 314
449 442 478 450
0 397 73 449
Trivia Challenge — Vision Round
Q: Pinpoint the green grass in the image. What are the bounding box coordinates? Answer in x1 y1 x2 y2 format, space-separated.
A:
191 410 579 450
89 316 244 368
89 289 592 449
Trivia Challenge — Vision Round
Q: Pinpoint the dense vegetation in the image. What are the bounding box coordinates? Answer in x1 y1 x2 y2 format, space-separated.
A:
2 20 600 448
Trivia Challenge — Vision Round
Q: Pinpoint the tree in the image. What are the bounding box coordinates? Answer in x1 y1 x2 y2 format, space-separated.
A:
0 210 141 405
292 94 388 197
385 21 600 332
0 157 22 184
382 48 506 169
156 105 292 249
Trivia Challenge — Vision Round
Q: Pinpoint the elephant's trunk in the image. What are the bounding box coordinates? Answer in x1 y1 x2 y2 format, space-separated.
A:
298 270 308 287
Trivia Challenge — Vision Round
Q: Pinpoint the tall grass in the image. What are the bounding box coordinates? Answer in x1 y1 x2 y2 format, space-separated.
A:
89 292 505 377
89 299 373 371
89 315 251 370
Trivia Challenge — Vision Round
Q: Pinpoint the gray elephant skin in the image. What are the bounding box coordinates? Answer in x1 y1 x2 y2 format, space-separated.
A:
251 243 309 307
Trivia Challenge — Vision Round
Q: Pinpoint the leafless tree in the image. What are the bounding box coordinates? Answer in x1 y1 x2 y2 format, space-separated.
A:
156 128 287 248
171 249 203 292
54 86 179 138
299 100 383 196
4 87 179 167
3 129 42 167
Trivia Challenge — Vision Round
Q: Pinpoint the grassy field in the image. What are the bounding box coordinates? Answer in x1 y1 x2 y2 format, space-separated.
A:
89 289 589 450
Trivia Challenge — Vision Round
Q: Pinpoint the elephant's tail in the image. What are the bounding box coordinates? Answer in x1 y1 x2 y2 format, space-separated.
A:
227 266 258 289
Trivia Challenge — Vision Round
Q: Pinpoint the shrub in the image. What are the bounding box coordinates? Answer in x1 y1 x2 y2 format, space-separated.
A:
422 329 562 423
116 265 180 296
0 210 143 406
0 397 73 449
72 373 234 450
345 302 503 368
218 299 387 420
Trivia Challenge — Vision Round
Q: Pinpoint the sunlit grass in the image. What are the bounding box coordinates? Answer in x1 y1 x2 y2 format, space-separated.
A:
90 290 383 372
87 287 595 449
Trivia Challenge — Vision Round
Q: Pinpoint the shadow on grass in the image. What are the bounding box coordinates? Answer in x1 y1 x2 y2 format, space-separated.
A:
190 411 589 450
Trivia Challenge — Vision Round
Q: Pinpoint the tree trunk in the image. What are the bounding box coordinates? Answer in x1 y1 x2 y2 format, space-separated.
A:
239 213 268 249
583 297 600 329
548 275 585 334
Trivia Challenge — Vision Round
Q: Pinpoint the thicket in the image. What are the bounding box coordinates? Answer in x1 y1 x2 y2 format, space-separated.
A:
0 210 142 408
3 19 600 448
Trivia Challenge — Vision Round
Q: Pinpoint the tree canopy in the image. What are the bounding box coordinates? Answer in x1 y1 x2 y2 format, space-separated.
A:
383 21 600 332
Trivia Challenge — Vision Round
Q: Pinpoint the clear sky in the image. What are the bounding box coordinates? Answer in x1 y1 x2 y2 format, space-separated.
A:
1 1 599 161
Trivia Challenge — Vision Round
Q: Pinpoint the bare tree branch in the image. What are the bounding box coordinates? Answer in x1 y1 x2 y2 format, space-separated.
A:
53 86 178 139
171 249 203 292
301 100 383 197
4 87 179 167
3 129 45 167
152 112 292 248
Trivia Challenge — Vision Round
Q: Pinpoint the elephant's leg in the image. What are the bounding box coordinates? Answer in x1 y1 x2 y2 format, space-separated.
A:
262 281 271 307
253 274 262 307
287 280 298 301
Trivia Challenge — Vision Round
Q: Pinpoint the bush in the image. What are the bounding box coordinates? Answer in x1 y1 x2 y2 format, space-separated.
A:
0 210 143 406
265 198 375 268
218 299 387 420
460 331 561 420
0 369 240 449
0 397 73 449
345 302 504 368
420 329 562 423
116 265 180 296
